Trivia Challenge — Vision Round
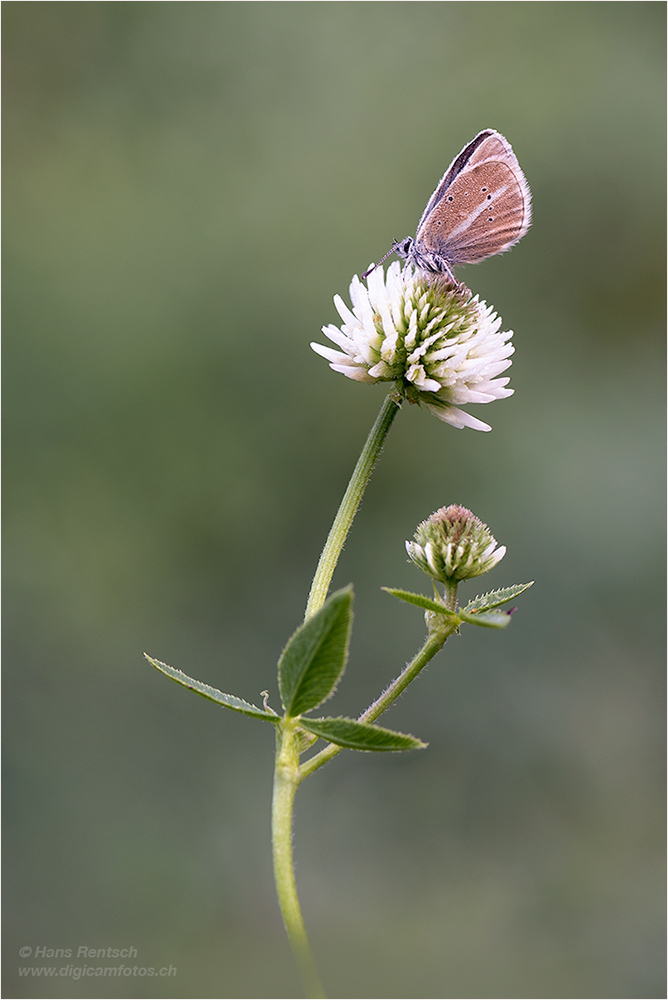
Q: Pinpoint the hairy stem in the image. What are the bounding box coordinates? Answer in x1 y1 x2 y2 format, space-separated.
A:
299 621 457 781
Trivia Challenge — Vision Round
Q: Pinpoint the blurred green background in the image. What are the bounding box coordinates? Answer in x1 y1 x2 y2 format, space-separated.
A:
4 3 665 998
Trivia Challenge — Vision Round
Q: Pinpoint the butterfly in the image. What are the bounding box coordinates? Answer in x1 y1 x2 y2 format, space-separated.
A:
363 129 531 283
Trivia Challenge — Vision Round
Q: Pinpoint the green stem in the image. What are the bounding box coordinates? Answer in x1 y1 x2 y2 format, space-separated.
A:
305 390 401 619
299 621 457 781
443 577 459 612
272 723 325 999
272 390 403 994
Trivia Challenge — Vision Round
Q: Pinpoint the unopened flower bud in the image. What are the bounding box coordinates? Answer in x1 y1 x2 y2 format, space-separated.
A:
406 504 506 583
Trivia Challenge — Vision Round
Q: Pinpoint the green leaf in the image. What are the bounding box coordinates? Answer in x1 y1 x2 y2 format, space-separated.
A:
300 716 427 752
382 587 457 616
462 582 534 613
144 655 278 721
457 609 514 629
278 586 353 718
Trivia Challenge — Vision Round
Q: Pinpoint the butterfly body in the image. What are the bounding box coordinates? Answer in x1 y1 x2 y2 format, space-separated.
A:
371 129 531 283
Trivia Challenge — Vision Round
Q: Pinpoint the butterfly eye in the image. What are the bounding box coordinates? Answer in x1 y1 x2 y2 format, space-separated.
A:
447 195 454 202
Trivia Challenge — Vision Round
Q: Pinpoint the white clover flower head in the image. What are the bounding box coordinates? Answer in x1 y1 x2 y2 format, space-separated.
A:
311 262 514 431
406 504 506 583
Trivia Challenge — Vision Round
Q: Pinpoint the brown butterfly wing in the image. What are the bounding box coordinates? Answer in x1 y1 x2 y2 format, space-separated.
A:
416 130 497 230
414 160 529 265
465 131 519 168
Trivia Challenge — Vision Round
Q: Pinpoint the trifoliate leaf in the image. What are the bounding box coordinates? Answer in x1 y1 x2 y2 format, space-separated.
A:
278 586 353 718
144 655 277 721
300 716 427 752
462 582 533 613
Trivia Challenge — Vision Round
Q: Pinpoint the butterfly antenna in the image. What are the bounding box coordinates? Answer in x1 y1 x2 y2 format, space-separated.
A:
361 244 400 280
